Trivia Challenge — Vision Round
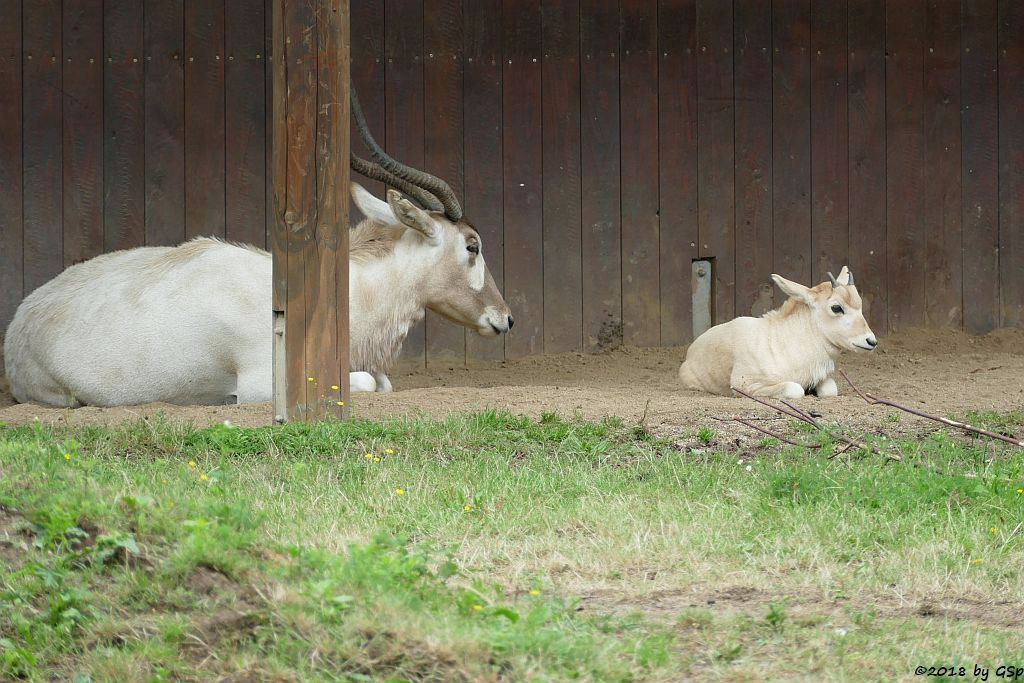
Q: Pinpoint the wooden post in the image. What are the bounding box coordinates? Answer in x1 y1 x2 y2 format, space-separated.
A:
271 0 350 422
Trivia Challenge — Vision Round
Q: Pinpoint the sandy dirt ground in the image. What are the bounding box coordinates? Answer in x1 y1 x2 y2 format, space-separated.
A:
1 328 1022 446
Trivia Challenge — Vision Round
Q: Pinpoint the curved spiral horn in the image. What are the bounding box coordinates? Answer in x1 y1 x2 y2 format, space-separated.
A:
350 153 444 212
350 88 464 221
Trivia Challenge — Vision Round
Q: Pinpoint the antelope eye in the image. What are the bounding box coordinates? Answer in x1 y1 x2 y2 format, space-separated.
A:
467 243 479 255
830 304 844 314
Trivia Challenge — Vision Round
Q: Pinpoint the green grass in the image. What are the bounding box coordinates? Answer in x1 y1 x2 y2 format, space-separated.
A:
1 410 1023 681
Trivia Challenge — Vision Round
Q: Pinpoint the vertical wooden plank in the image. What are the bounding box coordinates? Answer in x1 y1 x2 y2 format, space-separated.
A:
961 0 998 334
999 0 1024 326
580 0 621 351
848 0 888 334
225 0 267 247
541 0 582 353
184 0 226 238
502 0 543 357
105 0 146 252
304 0 349 418
0 0 23 345
886 0 926 329
464 0 505 363
349 0 386 219
696 0 734 324
283 0 315 414
23 0 63 293
273 0 350 421
732 0 772 318
271 0 287 421
810 0 849 285
62 0 103 267
145 0 186 247
620 0 660 345
387 0 427 366
424 0 467 363
266 0 274 249
658 0 698 344
772 0 811 289
922 0 962 327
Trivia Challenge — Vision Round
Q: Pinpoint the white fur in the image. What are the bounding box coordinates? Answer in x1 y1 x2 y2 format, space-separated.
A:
3 184 511 408
678 266 877 399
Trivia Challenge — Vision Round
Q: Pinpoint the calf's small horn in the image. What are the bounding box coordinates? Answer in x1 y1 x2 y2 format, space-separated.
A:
827 272 839 288
847 270 855 286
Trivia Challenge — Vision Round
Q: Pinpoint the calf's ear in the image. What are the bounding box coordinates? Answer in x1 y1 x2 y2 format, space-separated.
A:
771 274 813 304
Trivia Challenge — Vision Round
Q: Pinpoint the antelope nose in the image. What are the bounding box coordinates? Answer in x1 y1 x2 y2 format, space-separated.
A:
866 336 877 348
507 315 515 330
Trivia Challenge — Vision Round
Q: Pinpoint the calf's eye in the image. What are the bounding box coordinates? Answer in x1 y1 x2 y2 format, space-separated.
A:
830 304 844 314
467 244 479 255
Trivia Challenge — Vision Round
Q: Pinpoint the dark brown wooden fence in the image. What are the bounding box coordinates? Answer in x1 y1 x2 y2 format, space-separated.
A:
1 0 1023 369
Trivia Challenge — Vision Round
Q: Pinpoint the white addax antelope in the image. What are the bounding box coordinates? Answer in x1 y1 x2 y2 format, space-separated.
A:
678 266 877 399
3 91 512 408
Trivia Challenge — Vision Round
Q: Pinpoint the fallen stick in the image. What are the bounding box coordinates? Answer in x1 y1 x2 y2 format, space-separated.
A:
839 370 1024 448
723 416 820 448
729 385 898 461
728 385 1009 479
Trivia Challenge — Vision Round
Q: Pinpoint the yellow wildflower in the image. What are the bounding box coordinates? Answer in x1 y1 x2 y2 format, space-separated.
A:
529 589 540 597
1017 488 1023 495
395 488 405 496
199 473 209 482
385 449 395 455
336 401 344 406
331 385 339 390
63 453 71 461
365 453 373 460
307 377 315 382
472 604 482 611
972 558 983 564
374 457 380 462
188 460 197 469
990 527 998 534
464 505 473 512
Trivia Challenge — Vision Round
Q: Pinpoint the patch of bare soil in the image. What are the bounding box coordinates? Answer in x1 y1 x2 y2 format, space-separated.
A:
0 329 1022 444
188 564 239 597
580 583 1024 632
0 506 30 570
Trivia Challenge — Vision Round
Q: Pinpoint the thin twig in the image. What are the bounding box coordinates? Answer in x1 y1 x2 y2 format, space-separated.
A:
827 442 855 460
730 386 812 423
781 399 821 428
731 386 893 460
726 417 820 448
839 370 1024 448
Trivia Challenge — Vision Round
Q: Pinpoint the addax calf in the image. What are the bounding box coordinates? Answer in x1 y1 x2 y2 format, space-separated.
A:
678 267 877 399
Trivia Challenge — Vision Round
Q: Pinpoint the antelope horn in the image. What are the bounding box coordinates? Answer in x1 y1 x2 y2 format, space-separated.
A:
847 269 855 286
827 272 839 288
350 153 444 212
350 87 464 221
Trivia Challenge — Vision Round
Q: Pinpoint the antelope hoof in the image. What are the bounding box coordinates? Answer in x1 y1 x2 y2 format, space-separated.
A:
815 377 838 398
779 382 805 400
349 371 377 393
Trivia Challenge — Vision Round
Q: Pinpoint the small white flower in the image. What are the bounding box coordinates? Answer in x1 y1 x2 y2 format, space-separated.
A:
745 465 752 472
223 420 234 428
834 627 848 637
737 459 744 465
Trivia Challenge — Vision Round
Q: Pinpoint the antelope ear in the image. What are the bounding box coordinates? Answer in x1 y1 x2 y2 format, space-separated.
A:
350 183 398 226
771 274 813 304
387 189 439 241
837 265 852 286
